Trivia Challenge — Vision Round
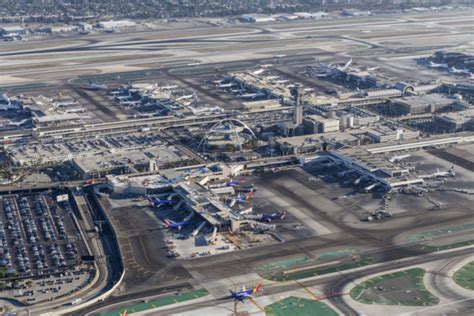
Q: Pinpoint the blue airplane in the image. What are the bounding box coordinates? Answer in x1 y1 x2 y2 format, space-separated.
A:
163 212 193 230
147 194 178 208
226 178 243 186
229 283 263 301
260 212 286 222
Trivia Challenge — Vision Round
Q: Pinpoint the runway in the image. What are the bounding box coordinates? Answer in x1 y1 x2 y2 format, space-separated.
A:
0 10 473 86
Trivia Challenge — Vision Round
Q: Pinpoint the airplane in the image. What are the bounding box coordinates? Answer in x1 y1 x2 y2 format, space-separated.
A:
251 221 276 232
273 54 287 58
160 85 179 90
229 283 263 301
339 58 353 71
187 62 202 66
366 66 379 71
147 195 178 207
245 211 286 222
421 166 455 179
388 154 411 163
429 61 448 69
176 92 196 101
252 69 266 75
239 92 265 99
120 100 142 106
228 191 254 207
226 178 243 186
6 119 29 127
259 64 273 68
364 182 381 193
87 81 108 90
53 101 78 108
273 79 290 84
163 212 193 230
449 67 470 75
217 83 237 89
65 107 85 113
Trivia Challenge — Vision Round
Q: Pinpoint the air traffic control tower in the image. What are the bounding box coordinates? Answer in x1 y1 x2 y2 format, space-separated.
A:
291 86 303 125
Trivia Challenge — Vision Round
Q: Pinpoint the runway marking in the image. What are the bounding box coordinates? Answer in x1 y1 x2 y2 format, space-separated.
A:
248 297 264 312
295 280 321 300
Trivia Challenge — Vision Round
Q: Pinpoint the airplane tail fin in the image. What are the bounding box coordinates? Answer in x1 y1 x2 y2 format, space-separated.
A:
246 190 254 200
253 283 263 293
163 218 175 227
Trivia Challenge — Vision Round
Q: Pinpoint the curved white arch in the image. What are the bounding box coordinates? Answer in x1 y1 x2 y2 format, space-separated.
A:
198 118 256 151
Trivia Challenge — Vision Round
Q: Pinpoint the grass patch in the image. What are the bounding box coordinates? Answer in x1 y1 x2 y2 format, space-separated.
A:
103 288 209 316
264 296 338 316
263 255 374 282
350 268 439 306
453 261 474 291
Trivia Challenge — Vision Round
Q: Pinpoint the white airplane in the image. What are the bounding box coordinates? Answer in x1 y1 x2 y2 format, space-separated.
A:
273 54 287 58
260 64 273 68
339 58 353 71
191 221 206 238
421 166 455 179
1 93 11 104
7 119 29 127
187 62 202 66
429 61 448 69
449 67 470 75
250 221 275 232
87 81 108 90
239 92 264 99
176 92 196 101
217 83 237 89
160 85 179 90
53 101 78 108
364 183 381 193
120 100 141 106
388 154 411 163
252 69 266 75
65 107 85 113
366 66 379 71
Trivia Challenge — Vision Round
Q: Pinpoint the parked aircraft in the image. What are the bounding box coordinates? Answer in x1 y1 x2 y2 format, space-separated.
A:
229 283 263 301
163 212 193 230
252 69 266 75
388 154 411 163
429 61 448 69
160 85 179 90
449 67 470 75
226 178 243 186
87 81 108 90
6 119 29 127
239 92 265 99
147 194 178 207
421 166 455 179
245 211 286 222
176 92 196 101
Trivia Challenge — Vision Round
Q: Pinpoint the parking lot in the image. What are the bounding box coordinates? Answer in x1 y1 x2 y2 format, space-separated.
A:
9 268 94 304
6 131 165 167
0 193 87 278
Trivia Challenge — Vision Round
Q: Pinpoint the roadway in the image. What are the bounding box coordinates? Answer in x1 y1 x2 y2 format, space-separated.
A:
96 246 474 315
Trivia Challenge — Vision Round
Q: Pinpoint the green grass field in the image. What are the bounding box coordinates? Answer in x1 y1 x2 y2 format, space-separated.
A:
265 296 338 316
103 288 209 316
453 261 474 291
409 224 474 242
350 268 439 306
263 254 374 282
257 256 310 271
